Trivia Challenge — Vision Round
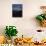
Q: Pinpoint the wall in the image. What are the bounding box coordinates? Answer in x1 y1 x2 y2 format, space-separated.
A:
0 0 46 39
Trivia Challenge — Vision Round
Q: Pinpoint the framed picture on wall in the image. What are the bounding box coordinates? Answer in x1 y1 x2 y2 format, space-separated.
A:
12 4 22 17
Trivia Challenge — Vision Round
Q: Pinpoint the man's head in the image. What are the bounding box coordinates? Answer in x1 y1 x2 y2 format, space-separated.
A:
40 6 46 14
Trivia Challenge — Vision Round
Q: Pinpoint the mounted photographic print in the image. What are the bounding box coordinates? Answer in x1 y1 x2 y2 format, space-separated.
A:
12 4 22 17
